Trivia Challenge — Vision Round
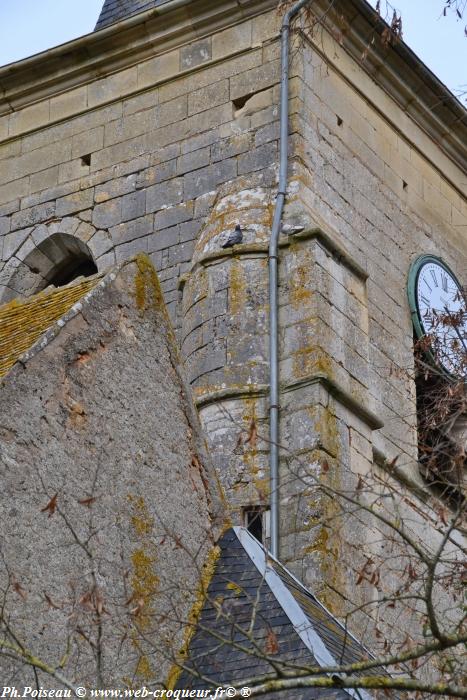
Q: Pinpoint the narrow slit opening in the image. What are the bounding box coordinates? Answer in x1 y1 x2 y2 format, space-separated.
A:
243 506 270 545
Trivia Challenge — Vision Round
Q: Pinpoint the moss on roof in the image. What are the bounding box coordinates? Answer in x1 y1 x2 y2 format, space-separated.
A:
0 276 102 379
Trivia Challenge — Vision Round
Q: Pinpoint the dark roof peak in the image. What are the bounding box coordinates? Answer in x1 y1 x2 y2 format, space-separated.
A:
175 527 389 699
95 0 170 30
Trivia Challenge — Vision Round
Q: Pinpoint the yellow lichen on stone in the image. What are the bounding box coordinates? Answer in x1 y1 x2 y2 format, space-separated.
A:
241 400 269 500
133 254 179 352
127 637 156 685
135 653 155 681
127 494 159 680
292 344 333 379
304 446 345 615
312 406 339 458
242 400 257 462
134 253 165 312
305 525 330 556
318 493 345 614
128 497 159 623
226 581 243 596
131 549 159 608
229 260 246 316
165 544 221 691
129 495 155 537
289 263 313 310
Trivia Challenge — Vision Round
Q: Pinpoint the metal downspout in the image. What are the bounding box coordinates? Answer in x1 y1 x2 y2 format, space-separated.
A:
269 0 312 558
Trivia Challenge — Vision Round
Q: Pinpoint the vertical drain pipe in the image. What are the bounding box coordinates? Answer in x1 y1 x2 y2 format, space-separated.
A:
269 0 311 558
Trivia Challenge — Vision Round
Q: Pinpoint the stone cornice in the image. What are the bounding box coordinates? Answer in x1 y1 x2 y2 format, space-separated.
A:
0 0 277 116
181 228 368 282
0 0 465 176
310 0 467 175
195 374 383 431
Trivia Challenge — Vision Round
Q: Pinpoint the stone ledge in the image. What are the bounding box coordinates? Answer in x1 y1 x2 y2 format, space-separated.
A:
305 0 467 179
283 375 383 431
0 0 277 121
372 447 434 503
285 228 368 281
195 372 383 431
180 226 367 284
195 383 269 408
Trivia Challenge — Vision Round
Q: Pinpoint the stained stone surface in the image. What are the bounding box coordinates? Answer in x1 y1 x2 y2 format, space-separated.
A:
0 0 465 680
0 257 222 687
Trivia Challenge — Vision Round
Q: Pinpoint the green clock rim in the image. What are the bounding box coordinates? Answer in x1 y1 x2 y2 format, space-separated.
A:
407 254 463 379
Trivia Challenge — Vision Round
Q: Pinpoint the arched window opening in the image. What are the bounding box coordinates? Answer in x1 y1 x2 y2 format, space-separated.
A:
47 256 98 287
2 233 98 303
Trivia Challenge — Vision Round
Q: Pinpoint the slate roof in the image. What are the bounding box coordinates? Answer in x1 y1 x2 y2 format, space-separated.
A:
95 0 171 30
0 275 103 379
176 527 387 699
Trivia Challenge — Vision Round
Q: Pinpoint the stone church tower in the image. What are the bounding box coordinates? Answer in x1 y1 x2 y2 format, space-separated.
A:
0 0 465 690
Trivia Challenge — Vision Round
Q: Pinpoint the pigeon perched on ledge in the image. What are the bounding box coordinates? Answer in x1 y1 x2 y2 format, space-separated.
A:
222 224 243 248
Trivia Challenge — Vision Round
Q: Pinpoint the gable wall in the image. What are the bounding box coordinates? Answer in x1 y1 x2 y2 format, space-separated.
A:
0 258 221 685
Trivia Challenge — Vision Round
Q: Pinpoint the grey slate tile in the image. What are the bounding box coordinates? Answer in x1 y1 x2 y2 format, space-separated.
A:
95 0 172 30
175 528 386 699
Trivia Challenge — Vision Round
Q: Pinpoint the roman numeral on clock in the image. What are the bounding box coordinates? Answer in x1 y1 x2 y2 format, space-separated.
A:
420 294 430 307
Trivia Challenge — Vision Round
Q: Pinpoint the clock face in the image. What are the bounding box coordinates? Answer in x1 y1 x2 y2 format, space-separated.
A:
409 256 466 378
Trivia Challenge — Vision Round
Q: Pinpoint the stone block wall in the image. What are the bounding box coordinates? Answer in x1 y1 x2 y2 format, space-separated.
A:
0 8 283 327
0 0 465 661
291 31 466 474
272 19 466 651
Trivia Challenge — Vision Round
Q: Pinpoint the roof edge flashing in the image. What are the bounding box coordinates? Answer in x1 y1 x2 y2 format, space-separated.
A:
233 527 373 700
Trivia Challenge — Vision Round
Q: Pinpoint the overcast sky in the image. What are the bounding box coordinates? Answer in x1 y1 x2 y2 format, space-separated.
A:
0 0 465 98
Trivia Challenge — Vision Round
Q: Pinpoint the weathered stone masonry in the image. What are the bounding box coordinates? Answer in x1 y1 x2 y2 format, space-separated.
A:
0 257 223 685
0 0 466 650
